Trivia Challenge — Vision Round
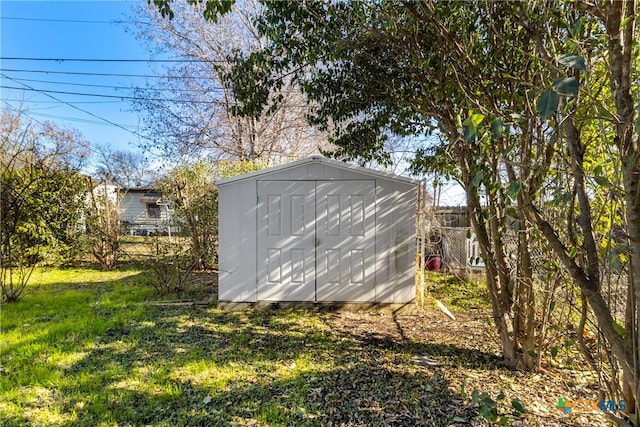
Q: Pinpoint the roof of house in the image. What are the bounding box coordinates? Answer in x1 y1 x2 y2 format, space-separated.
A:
118 187 159 193
215 156 420 186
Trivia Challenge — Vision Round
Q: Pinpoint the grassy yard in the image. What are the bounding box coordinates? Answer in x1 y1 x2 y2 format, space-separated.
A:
1 265 611 426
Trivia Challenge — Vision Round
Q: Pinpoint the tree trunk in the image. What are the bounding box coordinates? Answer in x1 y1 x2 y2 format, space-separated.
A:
621 135 639 416
525 204 636 387
605 0 639 414
455 142 520 367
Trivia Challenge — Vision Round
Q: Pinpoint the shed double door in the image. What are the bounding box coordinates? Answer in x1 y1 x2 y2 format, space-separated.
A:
257 180 375 302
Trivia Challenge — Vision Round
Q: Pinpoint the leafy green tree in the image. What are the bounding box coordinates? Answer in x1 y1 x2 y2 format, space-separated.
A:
1 109 90 301
187 0 558 372
155 0 639 419
214 157 268 179
521 2 639 415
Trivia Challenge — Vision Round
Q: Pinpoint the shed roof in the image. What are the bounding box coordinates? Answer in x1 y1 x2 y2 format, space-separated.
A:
215 156 420 186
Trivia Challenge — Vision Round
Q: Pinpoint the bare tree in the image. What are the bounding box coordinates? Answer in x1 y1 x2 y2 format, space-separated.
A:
85 177 120 270
93 144 152 189
131 0 327 164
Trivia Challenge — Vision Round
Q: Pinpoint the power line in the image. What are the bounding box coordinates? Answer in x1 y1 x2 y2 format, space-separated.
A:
3 85 311 109
1 101 135 159
3 98 122 105
1 73 148 141
1 84 224 104
0 16 144 25
1 57 224 64
22 111 140 128
2 80 311 108
5 76 226 93
0 68 208 79
2 101 45 125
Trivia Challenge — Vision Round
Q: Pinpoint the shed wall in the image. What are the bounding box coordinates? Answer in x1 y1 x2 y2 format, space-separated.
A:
218 160 416 304
218 179 258 302
375 180 416 303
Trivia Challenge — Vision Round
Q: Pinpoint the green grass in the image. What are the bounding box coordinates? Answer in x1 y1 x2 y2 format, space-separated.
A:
1 267 480 426
1 267 156 425
419 271 490 312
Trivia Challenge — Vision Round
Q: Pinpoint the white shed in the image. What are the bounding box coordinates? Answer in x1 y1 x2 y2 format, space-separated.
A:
216 156 417 306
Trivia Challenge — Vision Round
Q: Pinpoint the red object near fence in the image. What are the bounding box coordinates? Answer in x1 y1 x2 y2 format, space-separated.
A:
426 255 441 271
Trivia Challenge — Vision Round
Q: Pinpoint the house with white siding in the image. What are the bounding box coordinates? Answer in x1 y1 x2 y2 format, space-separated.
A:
119 188 174 235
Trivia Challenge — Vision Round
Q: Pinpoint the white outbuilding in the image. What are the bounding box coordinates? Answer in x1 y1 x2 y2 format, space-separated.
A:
216 156 417 306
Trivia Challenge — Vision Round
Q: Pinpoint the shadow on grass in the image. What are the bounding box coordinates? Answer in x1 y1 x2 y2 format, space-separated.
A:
67 364 469 426
3 304 503 426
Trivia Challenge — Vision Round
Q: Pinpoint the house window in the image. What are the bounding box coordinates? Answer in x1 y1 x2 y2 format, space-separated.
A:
147 203 161 219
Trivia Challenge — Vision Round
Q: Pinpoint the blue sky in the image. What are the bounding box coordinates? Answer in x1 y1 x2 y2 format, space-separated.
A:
1 1 466 204
1 0 156 155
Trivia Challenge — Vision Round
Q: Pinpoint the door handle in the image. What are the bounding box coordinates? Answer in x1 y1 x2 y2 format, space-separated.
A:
316 238 320 247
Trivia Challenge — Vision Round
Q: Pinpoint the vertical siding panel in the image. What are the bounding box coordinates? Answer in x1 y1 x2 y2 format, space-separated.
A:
218 180 258 302
393 183 417 303
375 179 394 302
375 180 416 303
239 180 258 301
217 184 239 301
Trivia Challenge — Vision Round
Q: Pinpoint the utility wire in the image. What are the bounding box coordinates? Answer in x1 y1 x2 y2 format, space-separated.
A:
1 101 136 158
0 16 144 25
2 101 45 124
1 73 148 141
2 85 311 109
23 110 140 128
0 68 209 79
0 85 224 104
1 57 225 64
5 76 226 93
3 98 122 104
3 102 159 168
